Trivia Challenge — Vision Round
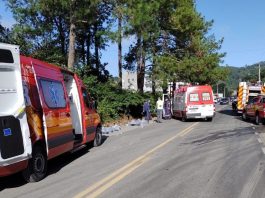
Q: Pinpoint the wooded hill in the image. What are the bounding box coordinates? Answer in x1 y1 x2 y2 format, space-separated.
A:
226 61 265 91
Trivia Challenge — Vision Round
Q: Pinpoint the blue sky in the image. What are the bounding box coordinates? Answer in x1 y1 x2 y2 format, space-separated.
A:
196 0 265 67
1 0 265 76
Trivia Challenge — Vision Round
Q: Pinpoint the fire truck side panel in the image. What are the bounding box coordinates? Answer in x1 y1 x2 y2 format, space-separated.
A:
237 82 263 114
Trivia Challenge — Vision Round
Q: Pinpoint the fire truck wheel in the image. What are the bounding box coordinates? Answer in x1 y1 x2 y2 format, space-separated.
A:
94 127 102 147
255 114 260 125
207 117 213 122
22 146 47 182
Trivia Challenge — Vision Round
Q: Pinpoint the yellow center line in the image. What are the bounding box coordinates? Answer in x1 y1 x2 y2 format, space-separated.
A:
74 122 199 198
87 157 150 198
180 127 195 137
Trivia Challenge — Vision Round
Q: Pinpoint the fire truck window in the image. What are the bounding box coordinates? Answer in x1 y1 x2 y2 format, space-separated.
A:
0 49 14 63
40 79 66 108
189 93 199 102
253 98 259 103
248 96 255 103
82 88 90 108
202 92 211 101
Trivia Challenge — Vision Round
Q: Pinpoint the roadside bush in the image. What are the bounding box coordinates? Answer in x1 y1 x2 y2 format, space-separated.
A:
81 75 147 123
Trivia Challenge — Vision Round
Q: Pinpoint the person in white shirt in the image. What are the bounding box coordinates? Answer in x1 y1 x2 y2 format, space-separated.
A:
156 97 163 123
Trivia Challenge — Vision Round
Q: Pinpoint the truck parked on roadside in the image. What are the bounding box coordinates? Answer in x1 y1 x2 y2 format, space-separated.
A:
0 43 102 182
242 94 265 125
172 85 215 121
237 82 265 114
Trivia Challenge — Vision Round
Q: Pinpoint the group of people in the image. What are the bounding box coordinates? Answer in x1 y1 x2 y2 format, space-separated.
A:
142 97 171 123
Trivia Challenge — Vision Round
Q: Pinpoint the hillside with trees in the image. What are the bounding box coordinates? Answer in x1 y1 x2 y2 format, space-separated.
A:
0 0 227 122
225 61 265 93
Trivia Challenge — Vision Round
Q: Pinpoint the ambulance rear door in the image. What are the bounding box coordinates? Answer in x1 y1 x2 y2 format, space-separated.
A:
0 43 31 166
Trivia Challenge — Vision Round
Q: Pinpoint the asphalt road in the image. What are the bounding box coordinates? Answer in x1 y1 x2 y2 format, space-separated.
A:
1 104 265 198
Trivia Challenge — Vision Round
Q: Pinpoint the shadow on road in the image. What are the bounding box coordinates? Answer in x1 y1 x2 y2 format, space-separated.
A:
48 135 107 176
172 117 211 123
0 173 26 191
186 127 254 146
218 108 239 117
0 137 108 191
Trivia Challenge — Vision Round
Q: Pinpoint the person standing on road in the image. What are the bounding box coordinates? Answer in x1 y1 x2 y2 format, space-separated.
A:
143 100 151 123
163 98 171 119
156 97 163 123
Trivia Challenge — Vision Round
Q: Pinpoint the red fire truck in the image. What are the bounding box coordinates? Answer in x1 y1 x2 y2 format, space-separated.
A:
0 43 102 182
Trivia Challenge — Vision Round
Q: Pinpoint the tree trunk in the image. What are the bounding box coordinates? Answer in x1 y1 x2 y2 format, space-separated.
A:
162 30 169 54
151 38 156 95
94 23 100 72
151 56 156 95
140 44 146 93
67 0 76 70
136 35 141 92
86 28 91 66
118 15 122 88
54 16 66 65
152 79 156 94
137 34 145 93
81 31 86 64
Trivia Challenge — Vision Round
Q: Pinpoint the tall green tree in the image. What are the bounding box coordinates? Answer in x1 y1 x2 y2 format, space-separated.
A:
67 0 77 69
153 0 225 87
6 0 70 65
124 0 161 93
6 0 112 78
0 22 12 43
110 0 126 88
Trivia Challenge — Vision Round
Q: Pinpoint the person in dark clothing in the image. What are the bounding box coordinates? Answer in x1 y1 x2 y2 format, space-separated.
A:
143 100 151 123
163 99 171 119
232 99 237 111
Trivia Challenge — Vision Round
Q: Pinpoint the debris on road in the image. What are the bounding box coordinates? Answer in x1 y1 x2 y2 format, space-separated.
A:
129 119 149 128
102 124 122 136
102 119 151 136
